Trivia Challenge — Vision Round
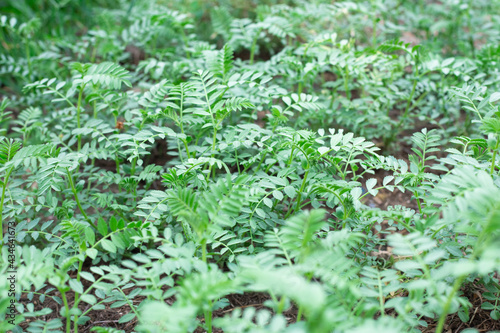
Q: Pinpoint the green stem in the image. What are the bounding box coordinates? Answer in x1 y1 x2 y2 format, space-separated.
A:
394 217 417 233
178 25 190 59
60 290 71 333
435 275 467 333
25 40 32 79
250 28 262 65
76 86 85 151
202 240 207 263
211 128 218 155
276 296 286 315
286 169 309 219
199 73 216 153
390 56 420 145
178 87 190 158
90 39 98 63
378 274 385 316
252 151 268 174
343 66 350 100
436 213 494 333
0 167 13 239
66 168 91 224
371 3 377 47
297 272 313 321
73 260 84 333
116 155 120 174
87 159 95 191
130 157 137 176
287 147 295 166
295 169 310 211
23 230 68 244
182 139 190 160
491 151 498 175
204 304 213 333
466 10 475 59
296 306 304 322
117 286 140 318
431 224 447 239
234 148 240 173
414 191 422 214
342 150 354 180
329 87 337 109
44 85 77 109
401 78 417 124
490 139 499 175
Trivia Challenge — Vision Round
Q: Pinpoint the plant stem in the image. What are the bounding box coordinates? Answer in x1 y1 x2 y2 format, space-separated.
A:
73 259 84 333
252 151 268 174
287 147 295 166
490 139 499 175
277 296 286 314
92 100 97 119
66 168 91 224
116 155 120 174
234 148 240 173
130 157 137 176
60 289 71 333
0 167 13 239
296 306 303 322
343 66 350 100
204 306 213 333
414 191 422 214
435 275 466 333
286 169 309 219
76 86 85 151
178 87 190 158
378 274 385 316
436 226 489 333
202 239 207 263
117 286 140 318
25 40 32 79
401 79 417 123
371 3 377 47
250 28 263 65
211 128 218 155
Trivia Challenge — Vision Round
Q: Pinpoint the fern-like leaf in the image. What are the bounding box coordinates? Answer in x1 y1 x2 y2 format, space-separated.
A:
12 107 43 140
138 79 170 109
76 62 132 90
377 39 416 57
205 43 234 81
266 209 326 262
210 7 233 41
0 98 12 135
60 219 90 249
200 174 249 228
0 137 22 166
6 143 59 170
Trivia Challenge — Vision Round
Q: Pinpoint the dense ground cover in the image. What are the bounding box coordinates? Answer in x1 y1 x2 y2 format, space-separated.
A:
1 0 500 332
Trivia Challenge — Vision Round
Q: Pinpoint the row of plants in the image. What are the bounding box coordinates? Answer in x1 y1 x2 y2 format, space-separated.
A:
1 0 499 332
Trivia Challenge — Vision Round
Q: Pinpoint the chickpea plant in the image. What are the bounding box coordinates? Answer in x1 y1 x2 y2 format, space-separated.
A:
1 1 500 332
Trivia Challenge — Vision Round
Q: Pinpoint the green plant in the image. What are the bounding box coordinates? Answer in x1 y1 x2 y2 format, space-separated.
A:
1 1 500 332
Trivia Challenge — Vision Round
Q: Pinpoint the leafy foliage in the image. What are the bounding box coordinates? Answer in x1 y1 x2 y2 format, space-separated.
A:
1 1 500 333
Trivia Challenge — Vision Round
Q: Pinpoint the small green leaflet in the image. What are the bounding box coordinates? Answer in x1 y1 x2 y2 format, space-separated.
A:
101 239 117 253
366 178 378 196
284 185 296 198
97 217 108 236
